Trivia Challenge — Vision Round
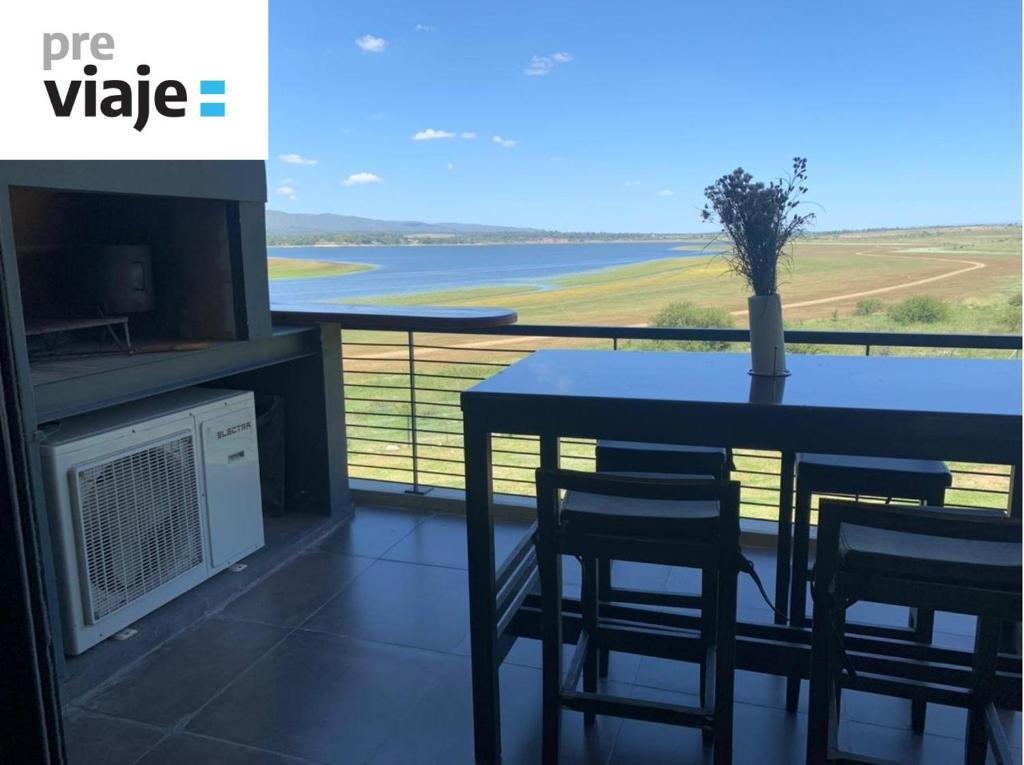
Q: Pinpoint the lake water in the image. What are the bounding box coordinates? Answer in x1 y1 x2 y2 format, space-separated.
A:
268 241 706 303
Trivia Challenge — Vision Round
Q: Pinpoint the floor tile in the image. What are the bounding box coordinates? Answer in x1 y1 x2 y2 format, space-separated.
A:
837 717 969 763
220 550 374 627
381 512 532 570
188 631 457 765
63 709 163 765
82 617 289 727
136 733 309 764
609 687 806 765
369 657 623 765
313 506 424 558
302 559 470 652
633 656 793 712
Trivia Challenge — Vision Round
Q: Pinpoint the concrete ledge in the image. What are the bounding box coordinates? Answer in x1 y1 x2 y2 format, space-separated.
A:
350 478 786 550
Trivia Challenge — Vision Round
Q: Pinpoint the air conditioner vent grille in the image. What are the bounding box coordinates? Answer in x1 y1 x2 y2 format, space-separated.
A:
74 434 204 623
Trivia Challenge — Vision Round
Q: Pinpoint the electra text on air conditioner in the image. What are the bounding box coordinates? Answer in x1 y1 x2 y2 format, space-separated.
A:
42 31 226 132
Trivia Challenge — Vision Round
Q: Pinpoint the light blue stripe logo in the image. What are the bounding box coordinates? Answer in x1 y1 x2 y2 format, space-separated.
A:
200 80 226 95
200 102 225 117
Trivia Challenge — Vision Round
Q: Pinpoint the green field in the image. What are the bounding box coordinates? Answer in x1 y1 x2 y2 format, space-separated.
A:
268 256 372 281
331 225 1020 516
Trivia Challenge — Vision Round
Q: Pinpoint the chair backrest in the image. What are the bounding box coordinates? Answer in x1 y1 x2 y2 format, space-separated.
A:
817 499 1022 545
534 467 741 537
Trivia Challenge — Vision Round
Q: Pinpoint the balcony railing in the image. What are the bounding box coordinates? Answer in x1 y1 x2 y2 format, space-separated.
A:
341 325 1021 520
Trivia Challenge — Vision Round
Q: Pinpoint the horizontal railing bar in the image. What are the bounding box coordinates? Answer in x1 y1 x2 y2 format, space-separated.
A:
417 324 1023 350
403 357 512 367
346 423 414 433
340 341 411 348
342 366 409 374
349 462 413 471
411 455 468 466
411 343 538 354
407 371 490 382
348 453 413 463
340 324 1015 518
345 386 413 394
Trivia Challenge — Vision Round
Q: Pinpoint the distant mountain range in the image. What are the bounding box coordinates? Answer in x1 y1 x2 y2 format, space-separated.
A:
265 209 536 236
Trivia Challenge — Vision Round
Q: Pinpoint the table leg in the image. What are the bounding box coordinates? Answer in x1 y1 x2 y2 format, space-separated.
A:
464 420 500 764
774 451 796 625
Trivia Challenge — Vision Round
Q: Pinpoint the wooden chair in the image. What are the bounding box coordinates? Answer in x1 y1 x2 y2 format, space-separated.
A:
806 499 1021 765
786 453 952 728
594 440 731 678
534 468 741 765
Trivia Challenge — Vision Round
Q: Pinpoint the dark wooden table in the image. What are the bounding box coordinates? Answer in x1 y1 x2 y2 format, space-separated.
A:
460 350 1022 763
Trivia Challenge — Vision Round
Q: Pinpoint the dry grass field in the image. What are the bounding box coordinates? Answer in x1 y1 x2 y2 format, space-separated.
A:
332 225 1020 516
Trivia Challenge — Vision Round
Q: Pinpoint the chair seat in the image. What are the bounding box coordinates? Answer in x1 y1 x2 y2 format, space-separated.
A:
596 440 730 478
563 471 718 537
839 522 1021 589
797 453 951 497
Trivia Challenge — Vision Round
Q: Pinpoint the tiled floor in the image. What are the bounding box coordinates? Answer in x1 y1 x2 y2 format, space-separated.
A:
64 506 1021 765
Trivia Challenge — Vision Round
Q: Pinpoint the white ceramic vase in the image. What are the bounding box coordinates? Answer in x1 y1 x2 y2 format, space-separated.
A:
748 293 787 377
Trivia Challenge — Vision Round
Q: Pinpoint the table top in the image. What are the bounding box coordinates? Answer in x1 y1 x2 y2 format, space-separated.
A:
464 350 1022 419
271 303 517 331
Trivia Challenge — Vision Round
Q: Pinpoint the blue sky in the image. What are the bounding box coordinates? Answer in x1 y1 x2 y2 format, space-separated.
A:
269 0 1021 233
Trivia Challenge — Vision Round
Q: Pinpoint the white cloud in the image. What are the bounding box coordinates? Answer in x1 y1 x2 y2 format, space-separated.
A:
492 135 518 149
656 189 674 197
275 185 297 200
355 34 388 53
624 180 641 187
278 153 317 165
525 51 573 76
369 111 385 120
414 23 435 32
460 131 478 139
341 172 383 186
447 163 456 171
413 128 456 141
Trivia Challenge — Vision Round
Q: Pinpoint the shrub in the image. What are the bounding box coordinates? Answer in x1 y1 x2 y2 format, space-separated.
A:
853 298 883 316
885 295 951 325
649 301 735 352
1008 291 1022 307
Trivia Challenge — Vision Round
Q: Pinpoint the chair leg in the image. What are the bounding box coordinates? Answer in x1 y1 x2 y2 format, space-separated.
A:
907 489 945 734
701 567 719 744
581 556 598 727
965 617 1000 765
538 536 563 765
806 582 834 765
787 482 814 712
713 565 737 765
775 451 797 624
597 557 611 678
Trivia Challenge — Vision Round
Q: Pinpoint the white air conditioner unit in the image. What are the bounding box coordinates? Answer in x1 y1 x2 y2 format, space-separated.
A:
39 388 265 655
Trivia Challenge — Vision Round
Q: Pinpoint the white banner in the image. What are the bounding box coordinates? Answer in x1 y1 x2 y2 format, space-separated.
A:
0 0 268 159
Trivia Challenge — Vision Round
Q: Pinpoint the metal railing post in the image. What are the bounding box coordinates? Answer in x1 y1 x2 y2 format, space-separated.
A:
406 330 428 494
